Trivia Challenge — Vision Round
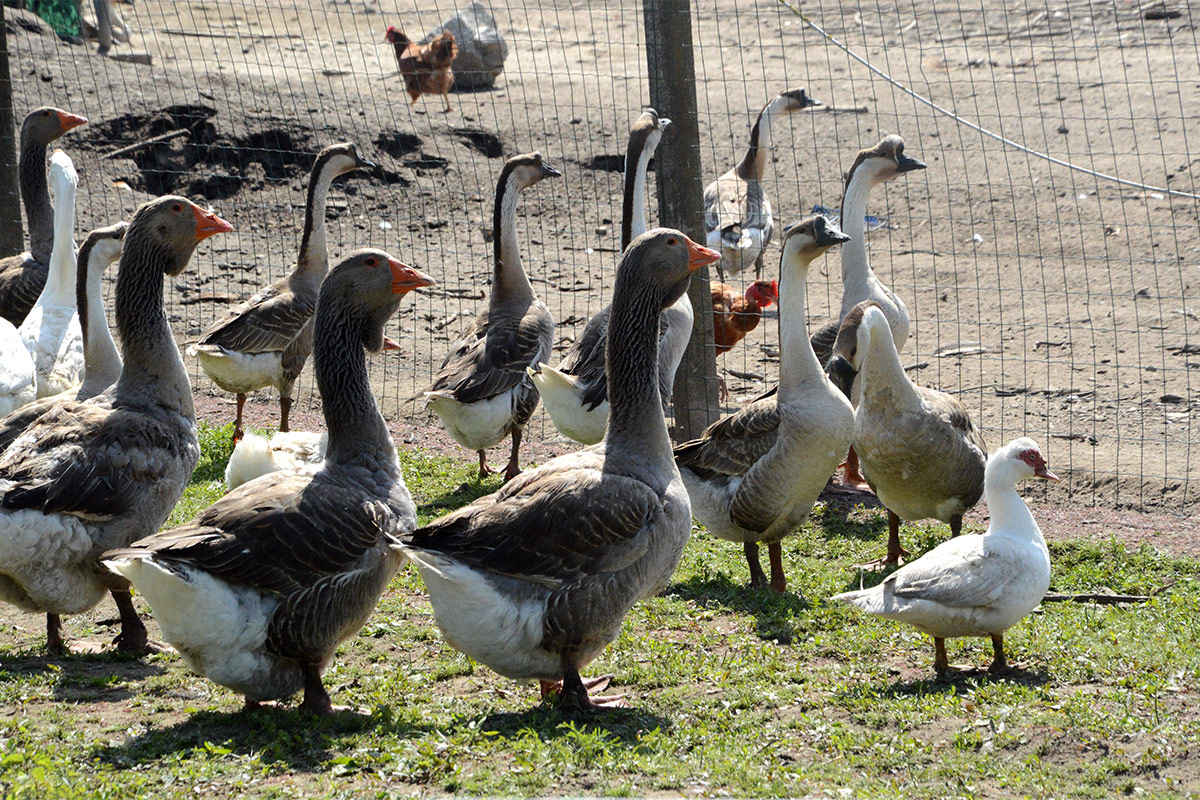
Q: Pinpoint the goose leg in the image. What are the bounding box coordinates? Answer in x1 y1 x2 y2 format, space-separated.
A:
540 675 611 699
767 542 787 593
558 659 626 711
503 429 523 483
46 613 66 655
744 542 768 589
234 393 247 442
950 514 963 537
111 588 151 653
298 662 334 715
988 633 1009 673
477 450 494 479
279 396 293 433
884 510 910 565
842 446 869 489
933 636 976 676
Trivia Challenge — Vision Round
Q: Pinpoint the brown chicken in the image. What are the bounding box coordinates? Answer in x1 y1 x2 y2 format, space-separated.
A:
384 26 458 113
712 279 777 354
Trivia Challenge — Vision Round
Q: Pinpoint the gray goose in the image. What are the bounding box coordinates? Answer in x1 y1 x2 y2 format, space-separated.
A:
704 88 820 280
530 109 685 445
827 302 988 569
425 152 560 480
674 216 852 593
0 196 231 654
404 229 720 711
0 107 88 326
0 221 127 454
105 250 433 715
189 142 374 440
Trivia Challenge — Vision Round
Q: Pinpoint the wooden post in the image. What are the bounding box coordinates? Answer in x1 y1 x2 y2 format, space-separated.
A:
0 4 21 255
643 0 718 441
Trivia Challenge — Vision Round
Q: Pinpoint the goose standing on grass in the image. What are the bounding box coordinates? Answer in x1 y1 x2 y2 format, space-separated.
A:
19 150 84 399
826 303 988 569
833 438 1057 675
0 107 88 326
704 88 821 280
674 216 852 594
425 152 559 480
0 221 126 453
530 109 686 445
0 196 232 655
189 142 375 441
404 229 720 711
104 250 434 715
808 135 925 487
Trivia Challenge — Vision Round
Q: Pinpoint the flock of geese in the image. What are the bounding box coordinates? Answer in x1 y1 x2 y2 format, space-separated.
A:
0 94 1059 713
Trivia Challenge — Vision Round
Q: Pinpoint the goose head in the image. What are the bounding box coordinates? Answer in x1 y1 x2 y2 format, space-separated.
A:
826 300 884 395
82 221 128 272
781 214 851 266
844 134 926 189
23 106 87 144
632 107 671 155
133 196 234 275
316 141 375 179
625 228 719 310
989 437 1059 485
500 151 562 191
323 248 435 352
772 87 822 114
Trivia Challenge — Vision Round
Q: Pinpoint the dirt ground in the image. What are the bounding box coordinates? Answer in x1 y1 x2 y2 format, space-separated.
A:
6 0 1198 524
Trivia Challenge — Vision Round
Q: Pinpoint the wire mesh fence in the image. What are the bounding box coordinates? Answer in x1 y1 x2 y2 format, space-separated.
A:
4 0 1196 512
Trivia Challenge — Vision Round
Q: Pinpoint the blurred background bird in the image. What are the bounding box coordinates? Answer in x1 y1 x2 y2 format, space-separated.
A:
384 26 458 113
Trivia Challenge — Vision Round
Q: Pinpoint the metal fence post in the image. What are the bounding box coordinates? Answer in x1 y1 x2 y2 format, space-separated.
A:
0 4 22 255
642 0 718 442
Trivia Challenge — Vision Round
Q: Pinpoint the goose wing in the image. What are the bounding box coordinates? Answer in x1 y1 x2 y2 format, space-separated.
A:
0 400 188 521
673 391 779 479
405 457 661 587
555 307 610 411
430 303 552 403
195 278 314 355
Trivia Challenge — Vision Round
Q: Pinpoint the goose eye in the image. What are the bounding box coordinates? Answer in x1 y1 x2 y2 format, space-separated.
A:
42 110 50 117
667 237 677 246
171 203 183 212
366 257 377 267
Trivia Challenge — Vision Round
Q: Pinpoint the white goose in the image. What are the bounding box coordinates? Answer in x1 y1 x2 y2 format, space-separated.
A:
530 108 686 445
826 303 988 568
0 320 35 417
833 438 1057 675
674 216 853 593
18 150 83 399
704 88 820 280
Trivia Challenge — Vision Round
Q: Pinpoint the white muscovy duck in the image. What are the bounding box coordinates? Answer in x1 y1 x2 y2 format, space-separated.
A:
833 437 1058 675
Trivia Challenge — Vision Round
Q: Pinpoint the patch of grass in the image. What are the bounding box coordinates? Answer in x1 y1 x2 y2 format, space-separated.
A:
0 433 1198 798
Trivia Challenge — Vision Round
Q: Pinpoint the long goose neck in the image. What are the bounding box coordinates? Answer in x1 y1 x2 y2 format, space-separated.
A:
839 168 877 294
984 470 1044 547
735 101 777 180
112 237 193 418
313 302 394 468
492 172 534 307
295 156 338 279
604 274 672 461
76 241 120 390
621 141 652 249
40 176 77 306
19 138 52 263
858 320 920 408
777 256 823 399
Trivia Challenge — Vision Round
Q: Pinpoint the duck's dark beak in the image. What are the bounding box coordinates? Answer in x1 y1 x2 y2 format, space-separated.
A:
897 151 927 172
826 355 857 398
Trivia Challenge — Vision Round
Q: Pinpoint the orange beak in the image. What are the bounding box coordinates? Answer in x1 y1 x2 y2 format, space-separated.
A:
192 204 234 240
382 336 402 351
388 257 435 293
55 111 88 132
685 237 721 271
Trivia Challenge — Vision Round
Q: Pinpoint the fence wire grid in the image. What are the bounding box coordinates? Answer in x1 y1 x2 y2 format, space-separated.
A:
4 0 1197 513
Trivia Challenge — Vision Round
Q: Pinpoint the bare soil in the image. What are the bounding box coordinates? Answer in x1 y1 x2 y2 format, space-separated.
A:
6 0 1197 522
